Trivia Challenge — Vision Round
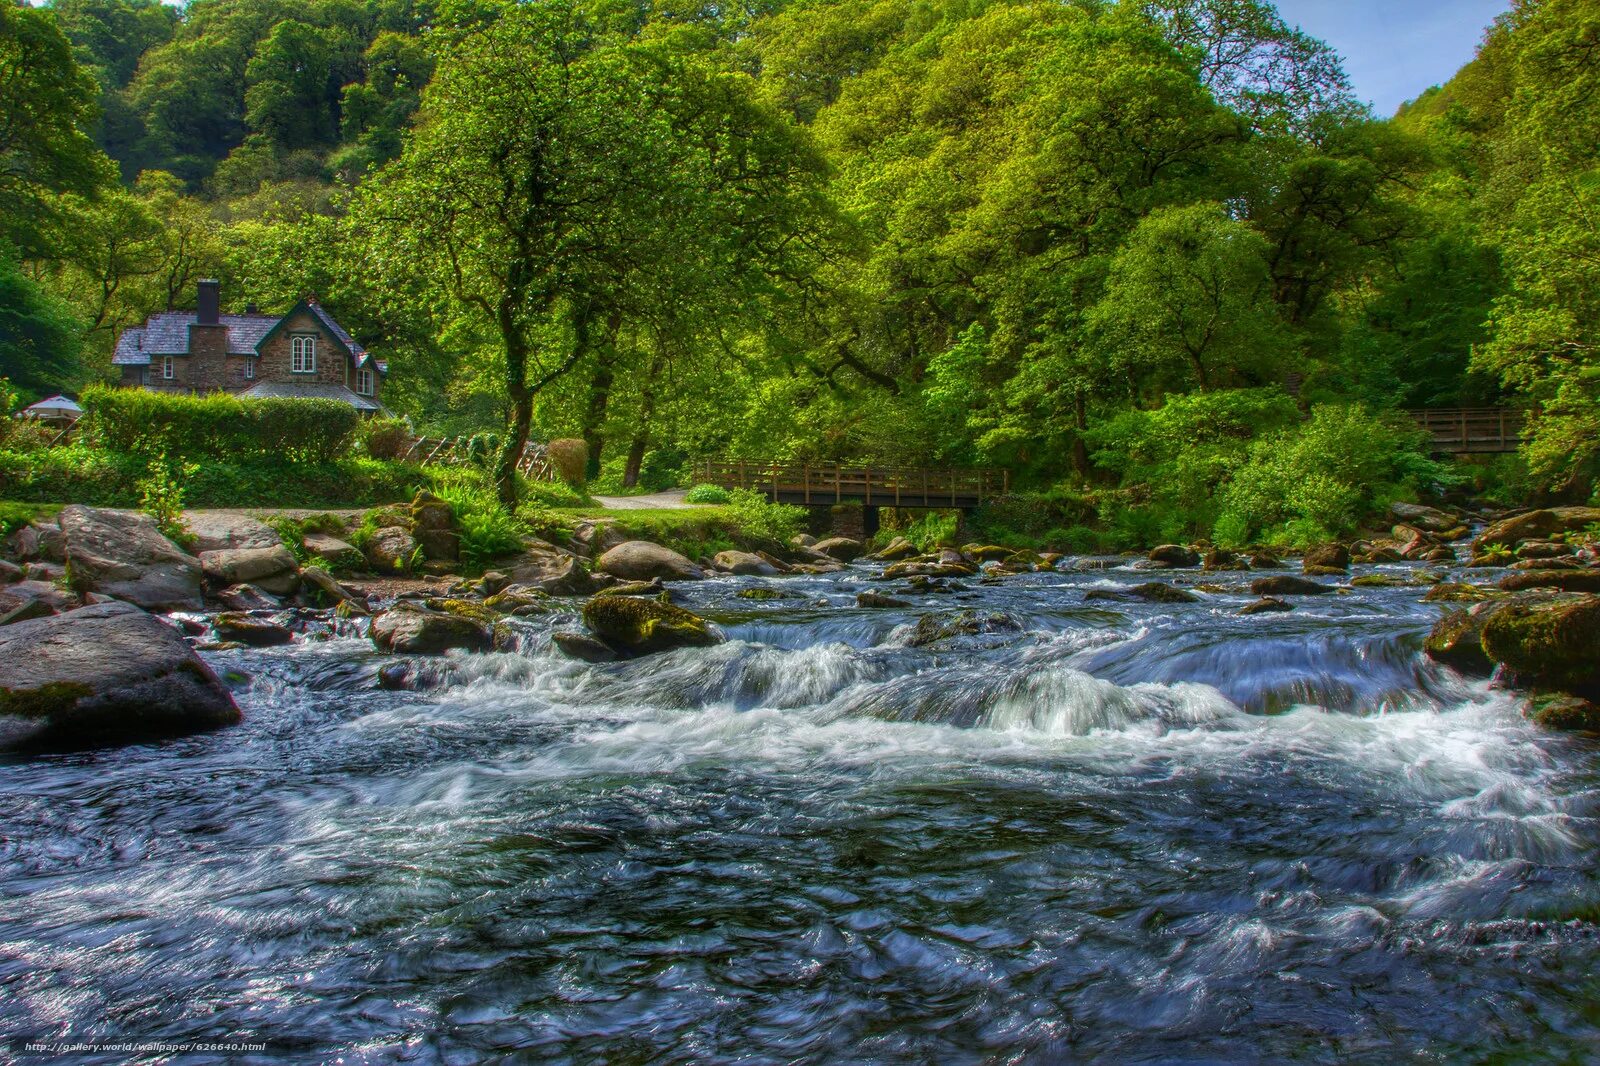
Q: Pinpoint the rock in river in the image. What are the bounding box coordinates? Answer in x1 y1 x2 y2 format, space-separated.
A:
0 601 241 750
198 545 300 596
59 505 203 612
370 603 493 655
581 595 720 655
1480 595 1600 697
1251 575 1336 597
596 541 705 582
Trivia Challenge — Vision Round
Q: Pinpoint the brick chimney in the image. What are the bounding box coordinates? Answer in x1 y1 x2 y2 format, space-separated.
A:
197 279 220 325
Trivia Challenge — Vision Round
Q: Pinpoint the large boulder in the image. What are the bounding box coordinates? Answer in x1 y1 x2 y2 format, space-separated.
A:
198 545 300 596
1500 570 1600 595
211 612 294 647
596 541 705 582
365 526 418 573
303 532 363 570
714 550 781 576
1424 607 1495 674
906 610 1023 647
0 579 74 623
812 537 865 562
1390 501 1459 534
581 595 721 655
873 537 920 562
0 601 240 750
184 512 282 552
1146 545 1201 568
1302 544 1350 572
58 505 202 612
1480 595 1600 697
370 603 492 655
570 520 628 559
1251 575 1336 596
1473 507 1600 552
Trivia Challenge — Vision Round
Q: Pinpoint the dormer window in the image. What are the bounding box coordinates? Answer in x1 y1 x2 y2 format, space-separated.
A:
356 368 375 396
291 336 317 373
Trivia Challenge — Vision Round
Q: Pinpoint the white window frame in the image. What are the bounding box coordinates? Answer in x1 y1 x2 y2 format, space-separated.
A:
356 368 374 396
244 358 255 380
291 335 317 374
162 355 175 380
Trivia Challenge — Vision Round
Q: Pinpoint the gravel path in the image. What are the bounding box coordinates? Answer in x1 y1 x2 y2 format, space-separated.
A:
588 490 694 510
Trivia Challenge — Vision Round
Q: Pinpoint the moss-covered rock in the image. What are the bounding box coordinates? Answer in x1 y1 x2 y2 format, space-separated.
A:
581 595 721 655
1239 596 1293 615
1499 570 1600 594
212 612 293 647
1480 595 1600 696
370 603 492 655
737 586 803 601
425 598 501 627
1085 582 1199 604
1424 608 1494 674
1251 575 1335 596
1528 694 1600 733
1423 583 1500 603
906 610 1023 647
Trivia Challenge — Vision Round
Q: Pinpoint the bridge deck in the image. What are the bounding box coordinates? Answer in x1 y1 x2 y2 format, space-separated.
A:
1406 408 1523 454
694 460 1009 509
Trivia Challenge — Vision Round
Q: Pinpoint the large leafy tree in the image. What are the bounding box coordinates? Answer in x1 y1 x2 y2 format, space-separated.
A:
358 0 833 502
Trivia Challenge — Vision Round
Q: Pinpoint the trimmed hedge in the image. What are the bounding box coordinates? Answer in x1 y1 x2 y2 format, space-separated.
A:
80 385 360 463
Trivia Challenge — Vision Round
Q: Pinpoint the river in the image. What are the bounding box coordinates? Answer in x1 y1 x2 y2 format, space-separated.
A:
2 560 1598 1062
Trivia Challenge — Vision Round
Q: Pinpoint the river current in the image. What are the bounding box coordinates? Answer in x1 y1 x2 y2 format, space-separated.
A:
3 561 1598 1063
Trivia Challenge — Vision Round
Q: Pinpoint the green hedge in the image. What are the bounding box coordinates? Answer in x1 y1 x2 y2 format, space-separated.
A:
0 445 422 508
80 385 360 463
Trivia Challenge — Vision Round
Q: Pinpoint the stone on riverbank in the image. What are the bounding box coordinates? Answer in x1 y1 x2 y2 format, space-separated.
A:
1472 507 1600 552
1499 570 1600 594
872 537 919 561
596 541 704 582
812 537 865 562
714 550 782 576
0 601 240 750
185 512 282 552
581 595 720 655
198 545 300 596
365 526 418 574
59 505 203 612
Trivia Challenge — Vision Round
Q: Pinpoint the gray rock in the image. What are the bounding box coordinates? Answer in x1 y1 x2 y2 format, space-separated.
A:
199 545 300 596
0 601 241 750
212 612 294 647
1251 575 1336 596
857 591 912 608
1147 545 1201 568
0 559 21 584
570 520 628 559
552 630 620 662
22 561 64 583
714 550 781 576
510 555 602 596
303 532 363 569
0 597 57 626
1239 596 1294 615
59 506 203 612
1086 582 1199 604
215 584 282 612
812 537 865 562
301 566 362 607
596 540 705 582
185 512 282 552
1390 501 1458 534
7 522 65 563
365 526 418 573
370 603 492 654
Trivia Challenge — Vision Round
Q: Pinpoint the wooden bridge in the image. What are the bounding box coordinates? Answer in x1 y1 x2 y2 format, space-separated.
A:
693 460 1009 509
1405 408 1523 455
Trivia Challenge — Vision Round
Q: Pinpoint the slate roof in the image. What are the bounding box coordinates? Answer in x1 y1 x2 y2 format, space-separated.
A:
239 381 386 413
112 312 279 365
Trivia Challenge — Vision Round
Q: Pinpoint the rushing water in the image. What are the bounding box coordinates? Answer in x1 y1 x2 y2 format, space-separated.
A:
3 561 1599 1063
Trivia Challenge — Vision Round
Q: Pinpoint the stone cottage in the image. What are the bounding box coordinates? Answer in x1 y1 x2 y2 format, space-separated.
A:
112 280 387 413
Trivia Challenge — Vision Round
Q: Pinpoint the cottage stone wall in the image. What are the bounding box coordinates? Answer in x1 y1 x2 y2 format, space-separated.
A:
186 323 230 392
257 312 352 389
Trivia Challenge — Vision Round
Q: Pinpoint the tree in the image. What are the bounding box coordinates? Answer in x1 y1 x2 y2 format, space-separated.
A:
1088 203 1289 392
0 2 113 253
358 1 833 503
0 254 85 399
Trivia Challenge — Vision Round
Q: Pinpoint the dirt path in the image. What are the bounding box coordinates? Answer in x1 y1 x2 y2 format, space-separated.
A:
587 490 694 510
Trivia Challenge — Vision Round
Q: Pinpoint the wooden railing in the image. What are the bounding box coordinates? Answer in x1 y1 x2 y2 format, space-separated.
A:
1405 408 1523 454
694 459 1009 509
400 436 555 480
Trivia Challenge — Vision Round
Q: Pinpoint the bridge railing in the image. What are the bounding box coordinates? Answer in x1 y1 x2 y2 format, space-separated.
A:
694 459 1009 507
1404 408 1523 454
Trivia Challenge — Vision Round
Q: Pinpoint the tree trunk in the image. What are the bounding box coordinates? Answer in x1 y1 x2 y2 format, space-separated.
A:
1070 390 1091 478
622 338 667 488
577 309 622 480
497 378 532 508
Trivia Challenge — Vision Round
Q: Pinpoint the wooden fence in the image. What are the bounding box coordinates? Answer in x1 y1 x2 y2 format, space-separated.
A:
694 459 1009 509
1404 408 1523 454
401 436 556 480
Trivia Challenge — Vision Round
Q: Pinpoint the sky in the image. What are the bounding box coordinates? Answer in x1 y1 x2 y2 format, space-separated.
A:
1274 0 1513 115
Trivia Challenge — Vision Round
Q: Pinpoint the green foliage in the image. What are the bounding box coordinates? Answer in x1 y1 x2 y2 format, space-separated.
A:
136 453 196 548
684 484 731 505
1215 404 1446 546
427 468 527 574
0 502 59 541
893 512 960 553
725 488 806 546
359 416 412 461
0 255 85 399
80 385 360 463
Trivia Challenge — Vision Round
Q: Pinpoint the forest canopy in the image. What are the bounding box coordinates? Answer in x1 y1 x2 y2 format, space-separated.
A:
3 0 1596 520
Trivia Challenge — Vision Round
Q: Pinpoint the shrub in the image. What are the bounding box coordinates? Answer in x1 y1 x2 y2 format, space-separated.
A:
726 488 806 545
361 417 413 460
545 438 588 486
897 511 960 551
685 484 731 505
1216 404 1450 545
80 385 359 464
138 455 198 549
